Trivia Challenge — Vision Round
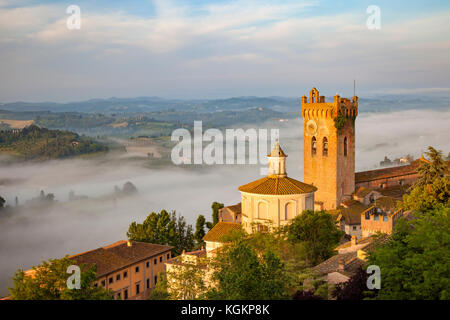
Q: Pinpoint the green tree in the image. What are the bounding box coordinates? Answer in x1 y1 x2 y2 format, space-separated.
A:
9 257 113 300
206 239 290 300
332 267 377 300
127 209 194 255
149 272 170 300
367 207 450 300
207 202 224 230
287 210 344 265
413 146 447 188
194 215 206 246
0 196 5 208
403 177 450 212
166 259 208 300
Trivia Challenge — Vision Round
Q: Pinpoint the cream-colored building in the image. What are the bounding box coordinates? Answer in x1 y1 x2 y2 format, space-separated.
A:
238 141 317 233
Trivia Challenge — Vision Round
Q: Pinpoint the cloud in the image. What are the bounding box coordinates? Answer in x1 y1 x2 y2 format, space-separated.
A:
0 1 449 101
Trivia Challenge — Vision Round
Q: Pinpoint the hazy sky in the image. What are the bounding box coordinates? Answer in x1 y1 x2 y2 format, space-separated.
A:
0 0 450 102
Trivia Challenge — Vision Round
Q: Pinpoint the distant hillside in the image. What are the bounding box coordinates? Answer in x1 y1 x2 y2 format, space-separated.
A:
0 125 108 160
0 107 285 139
0 96 299 114
1 94 448 115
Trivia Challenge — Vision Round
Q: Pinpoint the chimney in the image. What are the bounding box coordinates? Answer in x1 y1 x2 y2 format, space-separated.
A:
127 240 132 247
338 259 346 272
351 235 357 246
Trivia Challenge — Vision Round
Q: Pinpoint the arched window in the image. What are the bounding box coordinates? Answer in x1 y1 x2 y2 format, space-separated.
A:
344 137 348 156
285 202 295 220
257 201 268 220
322 137 328 157
311 137 317 156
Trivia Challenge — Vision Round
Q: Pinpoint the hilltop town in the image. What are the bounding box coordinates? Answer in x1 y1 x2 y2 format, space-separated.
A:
5 88 449 301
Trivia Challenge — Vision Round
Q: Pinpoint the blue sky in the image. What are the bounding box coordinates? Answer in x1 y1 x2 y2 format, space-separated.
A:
0 0 449 102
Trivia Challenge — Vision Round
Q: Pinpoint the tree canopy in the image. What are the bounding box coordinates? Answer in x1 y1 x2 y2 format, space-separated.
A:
127 209 195 255
194 214 206 247
367 207 450 300
403 177 450 212
0 125 107 160
206 238 290 300
413 146 447 188
9 257 113 300
206 202 224 230
287 210 344 265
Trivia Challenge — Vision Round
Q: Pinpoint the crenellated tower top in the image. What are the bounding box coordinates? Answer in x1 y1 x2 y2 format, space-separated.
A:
301 88 358 119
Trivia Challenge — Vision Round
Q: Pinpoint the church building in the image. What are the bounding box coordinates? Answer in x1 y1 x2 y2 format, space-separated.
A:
238 140 317 233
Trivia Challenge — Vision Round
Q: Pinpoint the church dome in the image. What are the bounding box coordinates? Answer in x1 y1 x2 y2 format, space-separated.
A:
239 141 317 195
238 175 317 195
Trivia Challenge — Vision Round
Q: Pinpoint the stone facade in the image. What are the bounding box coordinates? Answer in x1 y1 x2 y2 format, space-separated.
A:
240 192 315 233
361 207 405 237
302 88 358 210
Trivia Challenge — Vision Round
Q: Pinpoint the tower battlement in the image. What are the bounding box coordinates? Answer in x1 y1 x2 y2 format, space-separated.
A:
301 88 358 119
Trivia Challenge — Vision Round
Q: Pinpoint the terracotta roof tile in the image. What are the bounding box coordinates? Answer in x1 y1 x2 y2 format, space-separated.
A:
314 252 365 276
374 196 396 213
355 160 420 183
70 241 172 277
239 176 317 195
224 203 242 214
337 201 368 225
203 222 241 242
355 187 372 198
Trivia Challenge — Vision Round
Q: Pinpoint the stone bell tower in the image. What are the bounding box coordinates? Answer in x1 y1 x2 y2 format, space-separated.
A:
301 88 358 210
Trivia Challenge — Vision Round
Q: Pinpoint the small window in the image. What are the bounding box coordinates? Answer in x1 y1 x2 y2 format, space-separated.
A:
116 274 121 281
160 256 162 263
154 258 157 265
124 289 128 300
136 283 140 294
344 137 348 157
94 283 98 287
147 278 150 289
322 137 328 157
353 226 357 231
383 215 389 222
109 277 113 284
135 266 139 273
365 213 370 220
154 275 158 285
167 253 170 259
101 280 106 287
311 137 317 156
116 292 121 300
123 271 128 279
374 215 379 221
146 261 149 268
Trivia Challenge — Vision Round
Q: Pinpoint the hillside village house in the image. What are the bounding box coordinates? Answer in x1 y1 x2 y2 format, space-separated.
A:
24 240 173 300
71 240 173 300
